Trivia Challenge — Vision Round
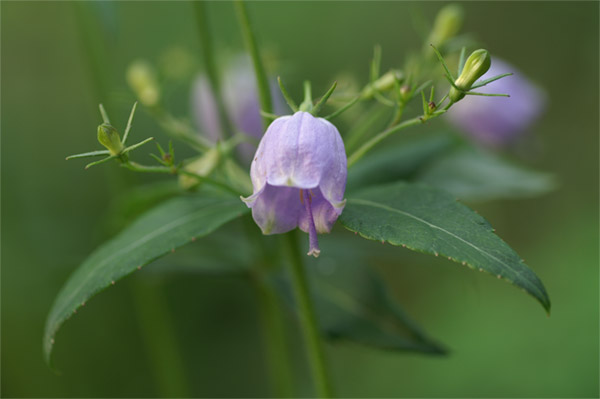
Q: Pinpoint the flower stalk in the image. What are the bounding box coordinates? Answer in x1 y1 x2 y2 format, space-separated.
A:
235 0 273 127
194 2 235 138
284 231 333 398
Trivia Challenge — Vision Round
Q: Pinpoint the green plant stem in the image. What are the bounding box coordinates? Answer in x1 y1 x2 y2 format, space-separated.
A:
242 218 294 397
387 101 406 128
121 161 242 196
72 3 111 111
284 232 333 398
131 278 190 398
235 0 273 126
194 2 234 138
252 273 295 397
348 116 424 167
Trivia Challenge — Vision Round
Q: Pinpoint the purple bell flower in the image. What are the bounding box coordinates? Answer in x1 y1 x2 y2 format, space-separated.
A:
192 55 286 161
447 58 546 147
242 111 347 257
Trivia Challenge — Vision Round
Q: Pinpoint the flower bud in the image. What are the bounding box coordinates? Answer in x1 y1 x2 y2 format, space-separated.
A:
361 69 403 99
97 123 123 155
428 4 464 48
126 60 160 107
449 49 491 103
242 111 347 257
447 58 546 147
178 147 220 190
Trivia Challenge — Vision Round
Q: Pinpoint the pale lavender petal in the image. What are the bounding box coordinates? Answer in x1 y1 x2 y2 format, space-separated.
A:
243 111 347 255
448 58 546 147
249 184 303 234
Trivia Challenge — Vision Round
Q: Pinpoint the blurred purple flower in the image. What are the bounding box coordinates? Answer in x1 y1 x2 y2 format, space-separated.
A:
447 58 546 147
192 56 285 160
242 111 347 257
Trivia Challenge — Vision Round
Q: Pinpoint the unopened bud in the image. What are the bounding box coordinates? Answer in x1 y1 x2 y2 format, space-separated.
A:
126 60 160 107
97 124 123 155
361 69 403 99
428 101 436 112
178 147 220 190
428 4 464 48
449 49 491 102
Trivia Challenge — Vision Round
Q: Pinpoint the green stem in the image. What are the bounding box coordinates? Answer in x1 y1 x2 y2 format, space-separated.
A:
235 0 273 126
253 273 295 397
284 232 333 398
387 101 406 128
242 218 294 397
72 2 111 111
131 278 190 397
194 2 234 138
348 116 423 167
148 106 210 152
121 161 242 196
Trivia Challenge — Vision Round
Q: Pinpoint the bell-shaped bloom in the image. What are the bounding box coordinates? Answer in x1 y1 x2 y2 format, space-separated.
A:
242 111 347 257
448 58 546 147
192 55 286 161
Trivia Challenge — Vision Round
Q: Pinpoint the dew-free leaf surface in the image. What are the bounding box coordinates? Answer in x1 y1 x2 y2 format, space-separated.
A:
44 191 249 364
339 182 550 312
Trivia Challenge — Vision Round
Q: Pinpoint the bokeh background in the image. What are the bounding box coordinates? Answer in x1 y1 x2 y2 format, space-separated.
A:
2 1 598 397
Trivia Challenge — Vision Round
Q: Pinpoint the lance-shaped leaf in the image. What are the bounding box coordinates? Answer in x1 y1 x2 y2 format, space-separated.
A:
275 235 446 354
307 261 445 354
417 145 557 202
339 182 550 312
44 190 249 364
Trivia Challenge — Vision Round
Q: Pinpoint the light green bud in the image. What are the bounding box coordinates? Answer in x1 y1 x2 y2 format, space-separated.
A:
449 49 491 103
178 148 220 190
126 60 160 107
428 4 464 47
97 123 123 155
361 69 403 99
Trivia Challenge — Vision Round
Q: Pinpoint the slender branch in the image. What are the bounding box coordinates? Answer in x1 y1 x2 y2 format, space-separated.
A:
253 275 295 397
348 116 423 167
121 161 242 196
284 232 333 398
194 2 234 138
131 279 190 398
235 0 273 126
324 95 360 120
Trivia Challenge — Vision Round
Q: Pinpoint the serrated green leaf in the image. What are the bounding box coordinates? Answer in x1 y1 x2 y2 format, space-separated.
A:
346 133 456 192
44 191 249 364
417 146 557 202
339 182 550 312
274 234 445 354
307 261 446 354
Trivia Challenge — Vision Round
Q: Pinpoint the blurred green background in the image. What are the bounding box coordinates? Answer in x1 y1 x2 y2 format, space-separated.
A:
2 1 598 397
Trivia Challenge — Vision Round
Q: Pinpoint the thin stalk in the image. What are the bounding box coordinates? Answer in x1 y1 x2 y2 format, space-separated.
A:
131 279 190 398
121 161 242 196
194 2 234 138
242 218 295 397
344 104 389 152
235 0 273 126
348 116 423 167
252 273 295 397
284 232 333 398
387 101 406 128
